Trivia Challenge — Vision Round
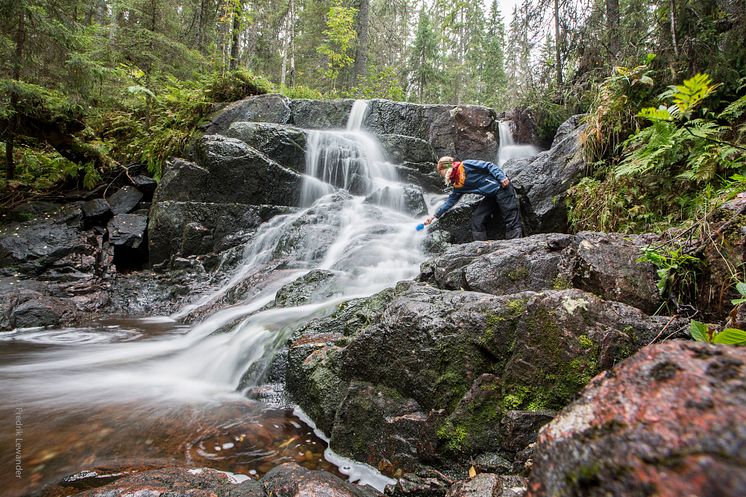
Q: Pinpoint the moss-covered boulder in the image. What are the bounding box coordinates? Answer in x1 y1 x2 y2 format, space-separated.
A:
527 340 746 497
286 281 679 473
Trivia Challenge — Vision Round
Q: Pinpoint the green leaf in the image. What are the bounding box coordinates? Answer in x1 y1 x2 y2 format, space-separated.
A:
732 298 746 305
690 320 709 343
713 328 746 345
736 282 746 297
638 106 673 122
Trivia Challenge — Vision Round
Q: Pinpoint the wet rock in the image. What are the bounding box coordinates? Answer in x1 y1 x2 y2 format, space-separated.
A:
378 134 437 164
108 213 147 249
108 213 149 271
0 214 99 276
262 462 382 497
5 200 61 223
81 198 112 227
156 136 302 206
503 114 586 234
288 281 677 471
419 232 663 314
419 234 572 295
527 340 746 497
385 469 454 497
147 200 291 265
364 185 428 217
131 174 158 198
8 290 78 329
446 473 526 497
71 467 236 497
225 121 307 173
106 186 143 215
205 94 292 134
394 163 442 193
330 380 441 472
499 410 555 454
273 269 339 307
291 99 355 129
469 453 513 474
564 231 662 314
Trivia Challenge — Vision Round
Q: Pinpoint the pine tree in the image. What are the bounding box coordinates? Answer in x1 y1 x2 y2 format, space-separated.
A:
407 7 438 103
482 0 508 110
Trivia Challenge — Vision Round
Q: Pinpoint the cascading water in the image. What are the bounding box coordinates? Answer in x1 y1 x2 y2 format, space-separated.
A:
0 100 427 495
497 120 540 166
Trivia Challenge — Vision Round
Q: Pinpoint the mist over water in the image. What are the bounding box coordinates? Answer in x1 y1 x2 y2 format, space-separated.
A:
0 100 429 494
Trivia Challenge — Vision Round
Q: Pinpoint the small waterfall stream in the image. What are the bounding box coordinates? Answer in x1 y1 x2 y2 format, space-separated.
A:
0 100 427 495
498 121 540 166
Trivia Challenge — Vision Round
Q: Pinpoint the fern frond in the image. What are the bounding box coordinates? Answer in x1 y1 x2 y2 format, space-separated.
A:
719 94 746 121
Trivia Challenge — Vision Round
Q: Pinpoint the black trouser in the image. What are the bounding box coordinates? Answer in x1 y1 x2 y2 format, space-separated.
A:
471 184 522 240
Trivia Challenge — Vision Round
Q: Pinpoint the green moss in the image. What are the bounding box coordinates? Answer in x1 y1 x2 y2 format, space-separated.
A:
507 298 527 317
578 334 594 349
436 421 469 453
500 304 603 412
506 266 530 282
553 275 572 289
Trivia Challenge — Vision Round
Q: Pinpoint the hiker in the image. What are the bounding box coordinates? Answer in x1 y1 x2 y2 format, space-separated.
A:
424 156 522 240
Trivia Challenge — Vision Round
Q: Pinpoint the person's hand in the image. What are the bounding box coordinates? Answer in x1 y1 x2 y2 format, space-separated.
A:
500 178 510 188
424 216 435 225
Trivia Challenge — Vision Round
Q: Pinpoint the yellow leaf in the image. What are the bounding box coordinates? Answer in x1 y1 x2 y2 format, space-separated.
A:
468 465 476 478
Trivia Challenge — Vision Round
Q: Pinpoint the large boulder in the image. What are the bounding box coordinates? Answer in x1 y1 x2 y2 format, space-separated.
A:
286 281 678 473
419 232 663 314
502 114 586 234
148 201 292 265
156 136 303 206
527 340 746 497
378 134 437 165
290 99 355 129
364 101 497 162
204 94 292 135
224 122 308 173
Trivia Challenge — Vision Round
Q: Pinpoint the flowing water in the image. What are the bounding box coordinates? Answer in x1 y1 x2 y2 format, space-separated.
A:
0 101 428 496
497 121 540 166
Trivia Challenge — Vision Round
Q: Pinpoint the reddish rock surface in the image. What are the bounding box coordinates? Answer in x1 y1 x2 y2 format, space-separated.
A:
526 340 746 497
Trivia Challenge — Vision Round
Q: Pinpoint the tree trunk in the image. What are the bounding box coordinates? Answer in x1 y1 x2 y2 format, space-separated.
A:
6 0 26 180
352 0 370 87
669 0 679 57
196 0 209 54
606 0 620 61
229 0 242 71
553 0 562 88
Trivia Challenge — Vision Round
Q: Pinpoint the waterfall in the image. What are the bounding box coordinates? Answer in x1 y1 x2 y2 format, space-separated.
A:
498 120 540 167
0 99 426 493
300 100 398 206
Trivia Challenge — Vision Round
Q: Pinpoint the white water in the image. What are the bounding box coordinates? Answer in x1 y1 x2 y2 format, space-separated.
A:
1 99 424 491
498 120 540 167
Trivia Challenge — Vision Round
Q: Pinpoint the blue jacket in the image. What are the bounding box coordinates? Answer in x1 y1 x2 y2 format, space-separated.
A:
435 160 508 218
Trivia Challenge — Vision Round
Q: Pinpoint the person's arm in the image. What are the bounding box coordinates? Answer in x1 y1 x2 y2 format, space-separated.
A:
463 159 507 183
434 191 463 219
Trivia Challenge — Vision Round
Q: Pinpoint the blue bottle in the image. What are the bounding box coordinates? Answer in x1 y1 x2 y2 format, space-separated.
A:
416 223 425 231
